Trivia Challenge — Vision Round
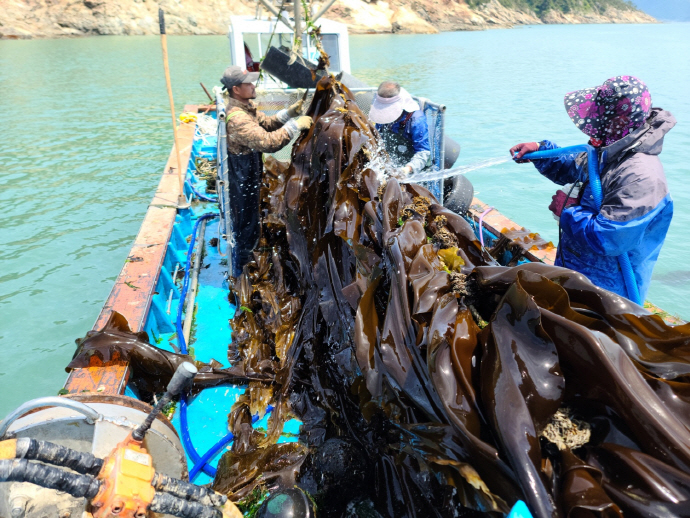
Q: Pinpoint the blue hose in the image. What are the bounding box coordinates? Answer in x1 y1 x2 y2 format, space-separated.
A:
185 165 218 203
523 145 642 304
176 212 219 478
188 183 218 203
188 405 275 481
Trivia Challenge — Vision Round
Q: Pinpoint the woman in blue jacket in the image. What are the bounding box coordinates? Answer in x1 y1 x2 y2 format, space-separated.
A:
511 76 676 301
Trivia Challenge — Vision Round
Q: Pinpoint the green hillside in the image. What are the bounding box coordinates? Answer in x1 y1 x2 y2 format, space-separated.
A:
468 0 638 16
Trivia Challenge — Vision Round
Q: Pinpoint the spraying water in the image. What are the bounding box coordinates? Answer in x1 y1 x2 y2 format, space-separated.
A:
400 156 511 184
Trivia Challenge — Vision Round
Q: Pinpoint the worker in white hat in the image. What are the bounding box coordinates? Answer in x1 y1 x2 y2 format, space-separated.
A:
369 81 431 176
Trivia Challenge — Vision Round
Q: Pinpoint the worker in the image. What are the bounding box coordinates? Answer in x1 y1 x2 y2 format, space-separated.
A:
369 81 431 177
221 65 313 277
511 76 676 301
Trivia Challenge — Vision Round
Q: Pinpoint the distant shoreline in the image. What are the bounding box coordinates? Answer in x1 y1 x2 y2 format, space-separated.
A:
0 20 664 41
0 0 657 40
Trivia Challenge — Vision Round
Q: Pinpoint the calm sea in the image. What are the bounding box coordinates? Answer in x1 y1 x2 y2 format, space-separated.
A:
1 23 689 416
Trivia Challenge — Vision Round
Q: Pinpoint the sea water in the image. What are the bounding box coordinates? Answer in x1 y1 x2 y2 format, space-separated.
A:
1 23 689 416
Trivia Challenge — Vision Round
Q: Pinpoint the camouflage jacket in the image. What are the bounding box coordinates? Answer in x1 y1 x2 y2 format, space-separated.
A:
226 97 292 155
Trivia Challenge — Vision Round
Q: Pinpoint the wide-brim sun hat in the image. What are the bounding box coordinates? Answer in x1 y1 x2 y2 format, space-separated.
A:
369 88 420 124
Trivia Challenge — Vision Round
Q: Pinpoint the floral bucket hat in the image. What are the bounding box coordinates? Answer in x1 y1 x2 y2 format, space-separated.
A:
564 76 652 147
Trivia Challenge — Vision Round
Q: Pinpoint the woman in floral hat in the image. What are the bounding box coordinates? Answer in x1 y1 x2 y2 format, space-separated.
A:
510 76 676 301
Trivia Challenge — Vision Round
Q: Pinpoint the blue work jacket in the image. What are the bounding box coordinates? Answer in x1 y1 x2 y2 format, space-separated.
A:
533 109 676 301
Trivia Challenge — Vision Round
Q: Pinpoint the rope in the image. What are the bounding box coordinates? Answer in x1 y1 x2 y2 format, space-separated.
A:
257 0 288 82
478 206 494 249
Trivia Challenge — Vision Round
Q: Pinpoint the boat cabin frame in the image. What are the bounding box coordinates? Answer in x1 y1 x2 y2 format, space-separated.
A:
228 14 351 88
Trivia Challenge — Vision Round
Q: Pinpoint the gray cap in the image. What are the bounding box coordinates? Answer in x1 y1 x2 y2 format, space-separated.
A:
220 65 259 90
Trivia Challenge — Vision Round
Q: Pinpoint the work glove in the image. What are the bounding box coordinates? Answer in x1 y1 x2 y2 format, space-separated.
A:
510 142 541 163
549 183 580 221
287 99 305 118
294 115 313 131
397 165 412 177
284 116 313 138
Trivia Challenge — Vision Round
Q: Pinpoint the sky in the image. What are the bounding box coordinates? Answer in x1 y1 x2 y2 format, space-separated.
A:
633 0 690 21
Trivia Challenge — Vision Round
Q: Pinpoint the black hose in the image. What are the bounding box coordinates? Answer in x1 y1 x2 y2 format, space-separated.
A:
15 438 103 476
150 492 221 518
132 392 173 442
152 472 227 507
0 459 101 499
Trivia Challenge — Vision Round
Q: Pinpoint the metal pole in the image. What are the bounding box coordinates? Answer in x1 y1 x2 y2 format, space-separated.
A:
294 0 302 45
199 82 213 102
257 0 294 30
158 9 189 209
312 0 338 22
183 218 207 343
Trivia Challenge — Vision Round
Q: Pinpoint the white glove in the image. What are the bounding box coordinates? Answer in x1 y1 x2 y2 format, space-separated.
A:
287 99 305 118
284 116 313 138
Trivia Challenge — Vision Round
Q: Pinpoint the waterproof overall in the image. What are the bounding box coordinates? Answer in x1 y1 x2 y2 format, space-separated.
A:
224 97 292 278
227 152 262 277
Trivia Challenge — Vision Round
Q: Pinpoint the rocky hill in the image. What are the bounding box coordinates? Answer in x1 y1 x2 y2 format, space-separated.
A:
0 0 656 39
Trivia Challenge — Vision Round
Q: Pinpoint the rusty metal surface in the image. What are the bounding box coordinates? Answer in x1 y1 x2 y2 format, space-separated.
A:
469 197 557 264
65 106 199 397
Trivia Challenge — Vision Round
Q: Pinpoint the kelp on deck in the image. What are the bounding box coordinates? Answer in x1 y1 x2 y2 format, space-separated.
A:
216 76 690 517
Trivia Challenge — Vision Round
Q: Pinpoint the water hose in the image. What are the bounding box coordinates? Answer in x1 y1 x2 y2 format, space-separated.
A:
187 162 218 203
174 213 274 480
522 145 641 304
188 182 218 203
188 405 274 481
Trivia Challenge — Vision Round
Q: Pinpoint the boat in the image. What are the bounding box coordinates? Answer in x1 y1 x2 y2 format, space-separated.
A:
0 2 686 517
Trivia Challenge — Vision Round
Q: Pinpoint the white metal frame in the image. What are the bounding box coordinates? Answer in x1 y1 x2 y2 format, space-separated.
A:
228 15 351 78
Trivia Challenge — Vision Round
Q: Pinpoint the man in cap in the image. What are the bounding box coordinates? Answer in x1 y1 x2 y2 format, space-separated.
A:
510 76 676 301
369 81 431 177
221 65 313 277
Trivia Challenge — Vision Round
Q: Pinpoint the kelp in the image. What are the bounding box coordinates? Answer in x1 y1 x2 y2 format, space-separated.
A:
68 311 268 400
214 76 690 517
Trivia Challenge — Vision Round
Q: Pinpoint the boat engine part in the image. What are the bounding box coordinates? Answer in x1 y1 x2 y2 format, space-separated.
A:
0 397 100 439
260 46 326 88
132 362 197 442
0 363 234 518
443 174 474 214
522 145 642 304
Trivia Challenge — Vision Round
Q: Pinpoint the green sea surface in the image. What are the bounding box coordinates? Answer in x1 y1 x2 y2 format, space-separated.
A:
1 23 689 416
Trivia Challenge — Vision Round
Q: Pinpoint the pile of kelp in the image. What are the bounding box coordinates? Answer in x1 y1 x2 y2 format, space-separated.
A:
214 76 690 518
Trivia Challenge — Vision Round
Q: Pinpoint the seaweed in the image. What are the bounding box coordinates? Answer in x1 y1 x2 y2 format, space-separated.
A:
195 77 690 516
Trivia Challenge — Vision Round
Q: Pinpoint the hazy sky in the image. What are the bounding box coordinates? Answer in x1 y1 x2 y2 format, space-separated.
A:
633 0 690 21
